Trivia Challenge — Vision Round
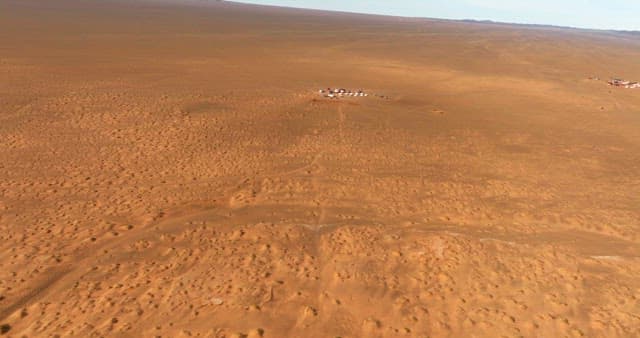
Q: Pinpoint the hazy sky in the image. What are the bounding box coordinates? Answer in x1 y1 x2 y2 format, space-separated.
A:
234 0 640 31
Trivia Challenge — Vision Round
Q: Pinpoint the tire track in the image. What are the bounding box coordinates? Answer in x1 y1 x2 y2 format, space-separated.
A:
0 266 72 324
0 206 228 324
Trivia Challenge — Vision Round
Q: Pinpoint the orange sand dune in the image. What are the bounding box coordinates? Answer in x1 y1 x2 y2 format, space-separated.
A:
1 0 640 337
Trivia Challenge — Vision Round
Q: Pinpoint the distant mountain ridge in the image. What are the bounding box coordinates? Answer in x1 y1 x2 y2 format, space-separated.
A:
459 18 640 34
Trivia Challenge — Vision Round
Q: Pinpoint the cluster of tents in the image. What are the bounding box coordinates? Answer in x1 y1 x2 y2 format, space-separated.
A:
319 88 369 98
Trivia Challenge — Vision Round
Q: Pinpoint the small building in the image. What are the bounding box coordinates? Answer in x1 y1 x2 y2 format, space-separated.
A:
609 78 640 89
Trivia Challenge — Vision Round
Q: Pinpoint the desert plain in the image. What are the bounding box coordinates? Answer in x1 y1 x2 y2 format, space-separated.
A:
1 0 640 337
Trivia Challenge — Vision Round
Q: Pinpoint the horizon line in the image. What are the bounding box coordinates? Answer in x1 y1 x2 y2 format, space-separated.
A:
228 0 640 33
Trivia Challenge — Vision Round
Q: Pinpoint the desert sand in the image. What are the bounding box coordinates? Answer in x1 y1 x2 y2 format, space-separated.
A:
1 0 640 337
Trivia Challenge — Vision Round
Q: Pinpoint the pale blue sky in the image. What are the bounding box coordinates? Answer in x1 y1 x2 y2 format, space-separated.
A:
234 0 640 31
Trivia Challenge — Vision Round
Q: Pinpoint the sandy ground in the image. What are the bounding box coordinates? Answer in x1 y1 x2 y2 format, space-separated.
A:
1 0 640 337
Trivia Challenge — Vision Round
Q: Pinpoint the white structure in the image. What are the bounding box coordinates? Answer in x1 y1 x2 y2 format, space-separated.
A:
318 87 378 99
